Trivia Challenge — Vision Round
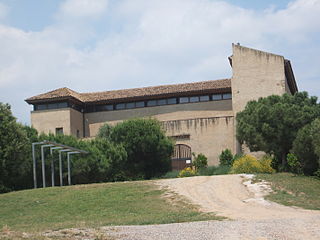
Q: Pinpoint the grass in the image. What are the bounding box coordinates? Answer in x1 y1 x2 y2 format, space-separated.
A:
256 173 320 210
0 180 222 233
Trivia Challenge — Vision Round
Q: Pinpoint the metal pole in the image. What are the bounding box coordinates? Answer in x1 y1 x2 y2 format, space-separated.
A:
59 151 63 186
67 152 80 186
32 143 37 189
50 147 63 187
59 149 70 186
41 145 46 188
67 153 71 186
40 144 53 188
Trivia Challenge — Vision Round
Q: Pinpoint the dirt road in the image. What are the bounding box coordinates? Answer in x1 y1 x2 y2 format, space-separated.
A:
156 174 320 220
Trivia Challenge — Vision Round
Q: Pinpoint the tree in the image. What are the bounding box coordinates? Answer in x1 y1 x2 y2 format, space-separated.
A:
236 92 320 170
97 123 113 139
292 118 320 175
109 118 174 179
219 149 234 166
0 103 32 192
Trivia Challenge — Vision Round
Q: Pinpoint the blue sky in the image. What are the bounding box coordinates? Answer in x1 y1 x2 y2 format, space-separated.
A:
0 0 319 124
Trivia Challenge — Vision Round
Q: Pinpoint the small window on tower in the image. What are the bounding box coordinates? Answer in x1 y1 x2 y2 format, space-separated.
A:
56 127 63 135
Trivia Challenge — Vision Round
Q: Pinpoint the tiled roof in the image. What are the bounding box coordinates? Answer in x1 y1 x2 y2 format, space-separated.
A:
25 78 231 104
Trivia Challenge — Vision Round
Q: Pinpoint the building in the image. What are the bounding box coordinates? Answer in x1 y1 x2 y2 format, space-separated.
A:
25 44 298 168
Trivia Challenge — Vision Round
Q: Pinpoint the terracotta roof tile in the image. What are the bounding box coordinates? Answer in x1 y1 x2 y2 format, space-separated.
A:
25 79 231 104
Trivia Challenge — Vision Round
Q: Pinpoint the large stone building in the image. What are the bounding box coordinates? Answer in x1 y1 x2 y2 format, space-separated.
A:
25 44 298 168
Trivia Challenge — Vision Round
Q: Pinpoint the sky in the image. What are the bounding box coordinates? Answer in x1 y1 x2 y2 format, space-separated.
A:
0 0 319 124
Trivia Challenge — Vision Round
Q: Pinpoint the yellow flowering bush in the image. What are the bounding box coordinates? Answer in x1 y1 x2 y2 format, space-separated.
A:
178 167 197 177
230 155 275 174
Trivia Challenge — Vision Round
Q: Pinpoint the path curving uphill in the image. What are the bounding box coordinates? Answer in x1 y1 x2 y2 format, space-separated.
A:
156 174 320 220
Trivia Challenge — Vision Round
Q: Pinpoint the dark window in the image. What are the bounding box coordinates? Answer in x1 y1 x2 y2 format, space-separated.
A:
37 104 47 110
47 103 58 109
135 101 145 108
56 127 63 135
126 102 135 109
189 96 199 103
167 98 177 104
147 100 157 107
222 93 232 99
58 102 68 108
76 130 80 138
157 99 167 106
116 103 125 110
200 95 209 102
179 97 189 103
212 94 222 100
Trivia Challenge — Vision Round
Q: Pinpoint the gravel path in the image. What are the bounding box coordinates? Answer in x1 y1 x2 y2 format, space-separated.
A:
42 175 320 240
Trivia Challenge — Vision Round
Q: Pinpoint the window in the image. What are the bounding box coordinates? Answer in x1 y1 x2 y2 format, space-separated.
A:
126 102 135 109
179 97 189 103
47 103 58 109
37 104 47 110
222 93 232 99
167 98 177 104
58 102 68 108
189 96 199 103
115 103 125 110
200 95 209 102
157 99 167 106
212 94 222 100
135 101 145 108
76 130 80 138
55 127 63 135
147 100 157 107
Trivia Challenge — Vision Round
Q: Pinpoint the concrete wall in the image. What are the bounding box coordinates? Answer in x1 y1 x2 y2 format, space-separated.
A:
31 108 72 135
84 100 234 165
231 44 288 154
70 108 84 138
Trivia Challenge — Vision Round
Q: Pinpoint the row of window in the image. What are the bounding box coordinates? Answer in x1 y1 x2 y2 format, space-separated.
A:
87 93 232 112
34 93 232 112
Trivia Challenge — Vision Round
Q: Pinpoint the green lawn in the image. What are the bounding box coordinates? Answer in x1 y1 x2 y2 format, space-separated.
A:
256 173 320 210
0 181 222 233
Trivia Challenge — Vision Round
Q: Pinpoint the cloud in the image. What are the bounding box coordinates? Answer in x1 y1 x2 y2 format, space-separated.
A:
0 0 319 124
59 0 108 18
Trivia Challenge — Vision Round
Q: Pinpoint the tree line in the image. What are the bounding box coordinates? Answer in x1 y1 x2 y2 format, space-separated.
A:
0 103 174 193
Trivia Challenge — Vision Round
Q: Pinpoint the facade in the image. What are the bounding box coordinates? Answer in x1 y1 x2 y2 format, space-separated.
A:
25 44 298 168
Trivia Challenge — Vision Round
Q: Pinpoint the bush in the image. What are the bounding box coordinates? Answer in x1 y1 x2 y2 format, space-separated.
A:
219 149 234 166
287 153 302 174
230 155 275 174
110 118 174 179
97 123 113 139
192 153 208 170
292 120 320 175
161 170 180 179
178 167 196 177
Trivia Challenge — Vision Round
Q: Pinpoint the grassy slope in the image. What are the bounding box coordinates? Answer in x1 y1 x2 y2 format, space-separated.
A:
256 173 320 210
0 181 221 232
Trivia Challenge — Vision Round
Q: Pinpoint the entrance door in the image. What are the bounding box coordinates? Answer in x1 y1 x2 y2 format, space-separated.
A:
171 144 192 171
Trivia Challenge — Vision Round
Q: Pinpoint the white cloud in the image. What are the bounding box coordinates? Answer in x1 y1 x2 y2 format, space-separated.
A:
0 0 319 124
59 0 108 18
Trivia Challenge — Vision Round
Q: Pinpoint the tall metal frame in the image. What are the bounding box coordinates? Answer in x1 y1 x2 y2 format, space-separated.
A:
32 140 88 188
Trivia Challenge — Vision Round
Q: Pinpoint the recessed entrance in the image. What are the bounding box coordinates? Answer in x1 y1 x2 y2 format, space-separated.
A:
171 144 192 171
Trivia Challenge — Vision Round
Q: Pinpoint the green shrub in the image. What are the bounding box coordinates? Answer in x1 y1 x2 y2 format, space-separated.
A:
230 155 275 174
287 153 302 174
219 149 234 166
314 169 320 178
161 170 180 179
292 120 320 175
197 166 217 176
110 118 174 179
178 167 196 177
213 165 231 175
192 153 208 170
97 123 113 139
